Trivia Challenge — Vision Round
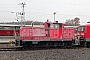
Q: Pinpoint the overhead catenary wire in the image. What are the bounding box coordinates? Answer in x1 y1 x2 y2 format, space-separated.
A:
0 11 90 17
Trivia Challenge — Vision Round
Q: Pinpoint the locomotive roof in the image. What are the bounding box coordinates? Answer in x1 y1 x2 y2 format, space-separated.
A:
64 26 78 28
79 23 90 26
53 22 63 24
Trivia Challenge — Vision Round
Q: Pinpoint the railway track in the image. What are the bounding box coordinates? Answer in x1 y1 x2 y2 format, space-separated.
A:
0 48 16 51
0 46 85 51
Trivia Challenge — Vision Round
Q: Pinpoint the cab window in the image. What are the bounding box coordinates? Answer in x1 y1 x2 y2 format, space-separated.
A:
77 26 85 31
51 24 59 28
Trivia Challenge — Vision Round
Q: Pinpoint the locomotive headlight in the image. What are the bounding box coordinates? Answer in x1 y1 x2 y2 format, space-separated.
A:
74 34 77 37
9 40 15 43
81 33 84 35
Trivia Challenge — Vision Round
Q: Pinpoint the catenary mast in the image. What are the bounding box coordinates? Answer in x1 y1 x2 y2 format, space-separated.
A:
19 2 26 26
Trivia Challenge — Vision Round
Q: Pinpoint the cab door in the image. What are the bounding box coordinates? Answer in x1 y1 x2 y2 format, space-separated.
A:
50 24 59 39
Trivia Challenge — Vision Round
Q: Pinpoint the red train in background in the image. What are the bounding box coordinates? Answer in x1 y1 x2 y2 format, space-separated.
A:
0 26 20 36
75 23 90 47
0 27 19 36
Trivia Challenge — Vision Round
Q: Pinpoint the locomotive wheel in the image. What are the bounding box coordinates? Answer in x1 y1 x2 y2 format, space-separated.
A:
63 42 67 48
63 41 72 48
80 41 86 47
87 42 90 48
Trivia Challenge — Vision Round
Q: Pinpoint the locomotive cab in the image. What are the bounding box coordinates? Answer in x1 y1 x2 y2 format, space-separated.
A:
50 22 64 39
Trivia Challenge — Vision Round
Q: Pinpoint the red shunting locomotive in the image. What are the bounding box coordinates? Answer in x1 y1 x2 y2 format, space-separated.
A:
15 20 76 48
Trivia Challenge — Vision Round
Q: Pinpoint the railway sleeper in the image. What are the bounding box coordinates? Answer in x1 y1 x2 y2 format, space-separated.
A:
0 43 14 48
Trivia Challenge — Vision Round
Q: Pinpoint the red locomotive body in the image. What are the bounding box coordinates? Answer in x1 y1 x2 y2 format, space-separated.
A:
20 23 64 41
63 28 74 40
18 21 75 48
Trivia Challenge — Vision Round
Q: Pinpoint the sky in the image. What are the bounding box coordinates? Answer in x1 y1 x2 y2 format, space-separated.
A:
0 0 90 24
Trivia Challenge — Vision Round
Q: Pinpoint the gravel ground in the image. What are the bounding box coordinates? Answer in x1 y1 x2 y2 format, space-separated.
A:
0 48 90 60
